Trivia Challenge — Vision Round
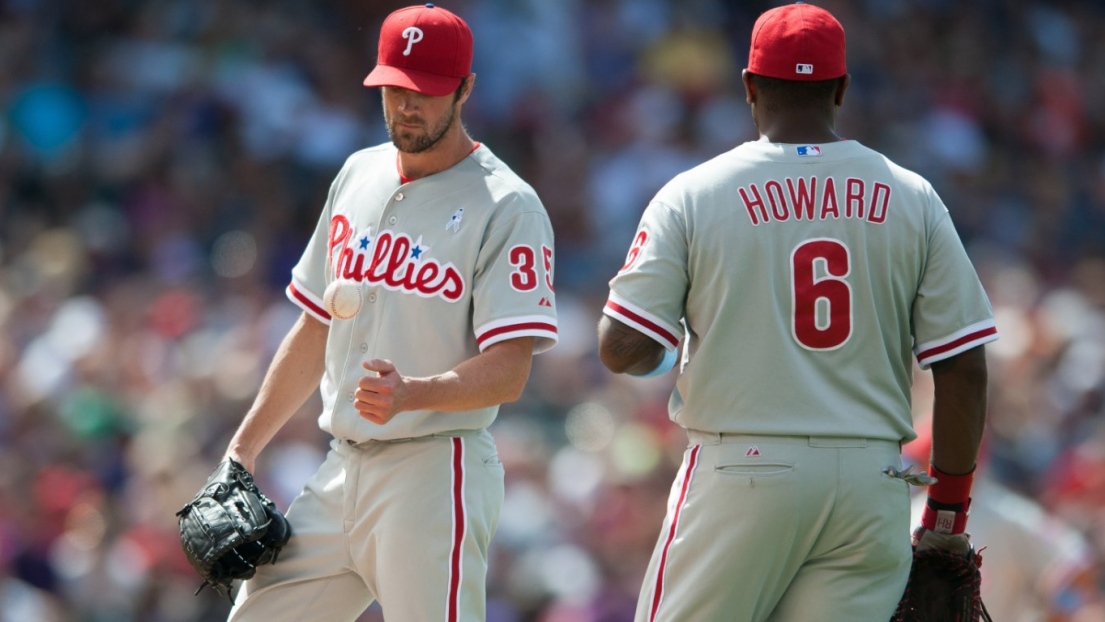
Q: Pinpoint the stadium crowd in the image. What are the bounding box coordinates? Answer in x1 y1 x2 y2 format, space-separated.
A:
0 0 1103 620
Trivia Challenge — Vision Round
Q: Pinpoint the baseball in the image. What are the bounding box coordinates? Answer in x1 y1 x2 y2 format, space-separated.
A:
323 279 363 320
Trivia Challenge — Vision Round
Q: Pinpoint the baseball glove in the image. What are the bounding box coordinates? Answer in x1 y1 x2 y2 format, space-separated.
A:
891 545 992 622
176 459 291 598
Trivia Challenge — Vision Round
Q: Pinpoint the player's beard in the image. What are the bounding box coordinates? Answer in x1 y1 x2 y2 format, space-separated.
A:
386 105 457 154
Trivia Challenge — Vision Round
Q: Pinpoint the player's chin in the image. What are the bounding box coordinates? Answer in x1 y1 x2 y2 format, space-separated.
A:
394 139 430 154
388 128 419 148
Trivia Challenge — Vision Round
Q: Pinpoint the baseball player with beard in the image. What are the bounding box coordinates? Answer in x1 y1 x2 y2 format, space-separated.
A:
221 4 557 621
598 3 998 621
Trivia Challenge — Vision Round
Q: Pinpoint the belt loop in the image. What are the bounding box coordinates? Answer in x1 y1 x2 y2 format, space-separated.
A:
686 429 721 446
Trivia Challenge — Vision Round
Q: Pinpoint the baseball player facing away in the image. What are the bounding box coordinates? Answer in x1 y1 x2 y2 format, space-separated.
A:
221 4 557 621
597 4 998 622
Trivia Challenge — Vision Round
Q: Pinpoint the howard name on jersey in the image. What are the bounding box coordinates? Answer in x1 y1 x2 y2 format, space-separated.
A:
738 175 891 226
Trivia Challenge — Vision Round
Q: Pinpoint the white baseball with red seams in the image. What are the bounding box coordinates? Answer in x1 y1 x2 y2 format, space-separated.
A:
322 279 363 319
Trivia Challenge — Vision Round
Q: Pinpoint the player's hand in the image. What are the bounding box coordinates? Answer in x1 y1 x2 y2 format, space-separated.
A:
355 359 408 425
912 526 972 555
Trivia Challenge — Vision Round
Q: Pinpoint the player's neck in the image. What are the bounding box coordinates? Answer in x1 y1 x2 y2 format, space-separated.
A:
759 132 843 145
755 109 841 145
397 127 477 181
758 124 842 145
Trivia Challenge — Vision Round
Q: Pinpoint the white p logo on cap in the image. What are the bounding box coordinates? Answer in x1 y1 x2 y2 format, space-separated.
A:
796 63 814 75
402 26 424 56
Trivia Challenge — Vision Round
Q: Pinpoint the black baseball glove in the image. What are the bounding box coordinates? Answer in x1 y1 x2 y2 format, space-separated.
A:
176 458 291 598
891 540 992 622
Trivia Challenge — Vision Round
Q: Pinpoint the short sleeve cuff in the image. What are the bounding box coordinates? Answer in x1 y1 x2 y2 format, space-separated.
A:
915 319 998 369
476 315 558 353
287 280 332 325
603 292 682 350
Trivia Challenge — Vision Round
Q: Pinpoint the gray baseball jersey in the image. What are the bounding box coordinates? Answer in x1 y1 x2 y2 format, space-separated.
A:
605 139 997 442
287 142 558 441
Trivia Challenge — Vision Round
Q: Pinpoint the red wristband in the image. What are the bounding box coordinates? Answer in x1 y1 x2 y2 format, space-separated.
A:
920 465 974 534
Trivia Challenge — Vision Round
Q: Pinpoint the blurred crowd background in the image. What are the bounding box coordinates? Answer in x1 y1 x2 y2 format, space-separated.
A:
1 0 1104 620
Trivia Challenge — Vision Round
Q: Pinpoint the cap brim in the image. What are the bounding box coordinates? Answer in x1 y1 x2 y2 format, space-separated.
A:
363 65 461 97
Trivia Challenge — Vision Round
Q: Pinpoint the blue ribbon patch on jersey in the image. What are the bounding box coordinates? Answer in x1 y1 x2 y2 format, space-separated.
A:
446 207 464 232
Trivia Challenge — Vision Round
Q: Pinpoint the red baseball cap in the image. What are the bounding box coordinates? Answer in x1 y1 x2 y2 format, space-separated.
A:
363 3 473 97
747 2 846 81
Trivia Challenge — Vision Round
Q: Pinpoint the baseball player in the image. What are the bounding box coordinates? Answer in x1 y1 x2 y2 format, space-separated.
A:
597 4 998 621
220 4 557 621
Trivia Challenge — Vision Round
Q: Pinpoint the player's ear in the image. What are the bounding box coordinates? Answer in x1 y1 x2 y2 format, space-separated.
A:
455 73 475 105
834 73 850 107
742 69 756 105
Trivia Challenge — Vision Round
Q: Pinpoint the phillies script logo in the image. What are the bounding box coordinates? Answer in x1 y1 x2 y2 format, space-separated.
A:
329 215 465 302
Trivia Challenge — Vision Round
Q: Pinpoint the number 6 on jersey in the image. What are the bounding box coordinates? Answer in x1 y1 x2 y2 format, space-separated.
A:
791 238 852 350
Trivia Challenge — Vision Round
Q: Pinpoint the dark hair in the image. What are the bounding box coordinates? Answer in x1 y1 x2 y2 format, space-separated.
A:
750 74 843 109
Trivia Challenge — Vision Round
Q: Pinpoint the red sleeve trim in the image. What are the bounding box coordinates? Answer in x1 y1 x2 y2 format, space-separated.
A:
287 282 331 323
476 321 557 347
604 300 680 350
916 326 997 363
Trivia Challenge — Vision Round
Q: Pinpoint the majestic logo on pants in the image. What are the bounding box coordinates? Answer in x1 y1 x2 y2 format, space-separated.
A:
328 215 464 302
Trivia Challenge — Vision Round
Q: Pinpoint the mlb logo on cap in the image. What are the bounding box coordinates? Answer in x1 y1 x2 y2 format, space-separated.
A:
796 63 814 74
